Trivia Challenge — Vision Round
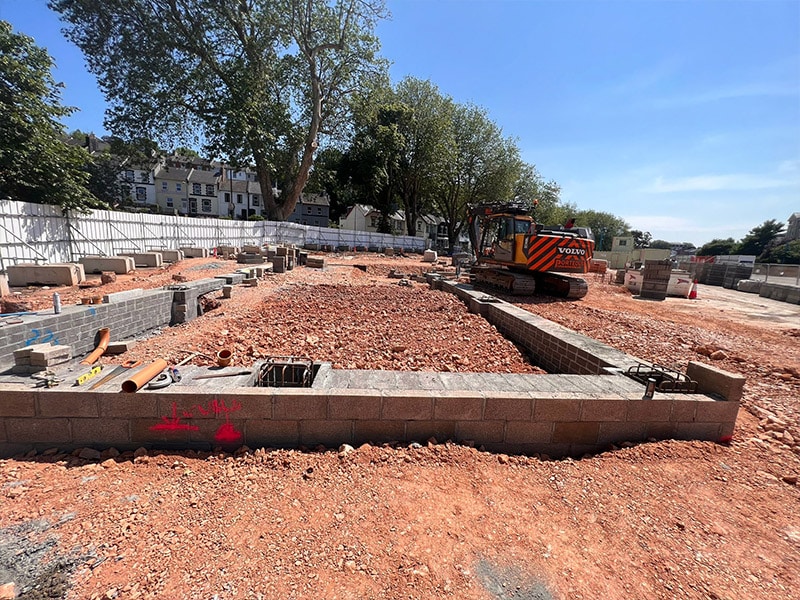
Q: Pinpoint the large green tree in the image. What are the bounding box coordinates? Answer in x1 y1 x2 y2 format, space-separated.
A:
0 21 97 210
50 0 388 221
392 77 452 236
761 240 800 265
572 210 630 251
433 103 520 248
737 219 785 258
696 238 737 256
341 95 410 232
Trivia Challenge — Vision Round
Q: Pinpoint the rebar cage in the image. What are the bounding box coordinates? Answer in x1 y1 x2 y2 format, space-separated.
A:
256 356 315 388
625 363 698 394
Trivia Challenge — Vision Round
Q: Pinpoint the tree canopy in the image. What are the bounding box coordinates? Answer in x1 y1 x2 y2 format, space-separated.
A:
696 238 737 256
737 219 785 258
0 21 98 210
50 0 388 220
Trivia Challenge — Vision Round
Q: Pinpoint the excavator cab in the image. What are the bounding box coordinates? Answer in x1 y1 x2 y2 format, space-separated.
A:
477 213 534 266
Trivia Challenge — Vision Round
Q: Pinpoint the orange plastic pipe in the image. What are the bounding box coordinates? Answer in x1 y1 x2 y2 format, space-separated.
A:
80 327 110 365
121 359 168 393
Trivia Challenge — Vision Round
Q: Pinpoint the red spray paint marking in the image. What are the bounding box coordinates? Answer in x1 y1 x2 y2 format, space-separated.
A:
150 402 200 432
195 398 243 444
150 399 242 444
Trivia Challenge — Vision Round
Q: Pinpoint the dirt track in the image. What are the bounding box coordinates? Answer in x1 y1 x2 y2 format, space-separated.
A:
1 254 798 600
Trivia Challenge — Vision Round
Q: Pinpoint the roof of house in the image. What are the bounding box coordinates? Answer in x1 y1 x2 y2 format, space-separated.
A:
299 193 330 207
154 164 191 182
188 169 219 184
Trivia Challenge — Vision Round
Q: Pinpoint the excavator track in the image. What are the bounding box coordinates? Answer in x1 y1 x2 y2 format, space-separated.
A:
470 267 588 299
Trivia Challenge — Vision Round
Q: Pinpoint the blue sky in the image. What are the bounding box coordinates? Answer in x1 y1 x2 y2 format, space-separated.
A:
2 0 798 246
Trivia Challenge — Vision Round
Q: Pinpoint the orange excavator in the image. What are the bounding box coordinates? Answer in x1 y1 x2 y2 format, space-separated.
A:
466 203 595 299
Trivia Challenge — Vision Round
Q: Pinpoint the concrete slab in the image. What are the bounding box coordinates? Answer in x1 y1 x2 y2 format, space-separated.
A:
103 289 144 303
180 247 209 258
79 256 135 274
119 252 163 267
7 263 86 287
160 249 184 263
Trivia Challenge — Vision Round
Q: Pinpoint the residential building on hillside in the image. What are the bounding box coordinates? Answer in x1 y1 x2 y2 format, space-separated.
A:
123 161 157 207
287 192 330 228
153 164 191 215
187 168 221 216
339 204 448 247
339 204 404 234
787 212 800 241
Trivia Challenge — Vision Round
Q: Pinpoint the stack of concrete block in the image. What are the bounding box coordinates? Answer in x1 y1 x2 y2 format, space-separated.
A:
384 247 395 256
273 255 286 273
276 246 295 270
706 263 727 287
237 251 265 264
423 249 438 263
298 251 308 266
216 246 239 259
306 255 326 269
13 343 73 372
722 265 753 289
640 260 671 300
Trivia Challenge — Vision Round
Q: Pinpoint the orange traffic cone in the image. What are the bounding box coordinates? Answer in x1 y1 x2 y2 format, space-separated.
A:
689 279 698 300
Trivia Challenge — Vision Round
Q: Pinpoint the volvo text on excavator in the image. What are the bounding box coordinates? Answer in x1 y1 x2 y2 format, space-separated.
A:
466 203 595 299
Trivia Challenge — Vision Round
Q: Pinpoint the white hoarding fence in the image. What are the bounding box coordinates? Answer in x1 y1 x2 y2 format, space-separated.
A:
0 200 427 270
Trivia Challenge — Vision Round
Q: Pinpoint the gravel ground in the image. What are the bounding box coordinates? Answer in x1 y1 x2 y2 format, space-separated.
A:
1 254 798 600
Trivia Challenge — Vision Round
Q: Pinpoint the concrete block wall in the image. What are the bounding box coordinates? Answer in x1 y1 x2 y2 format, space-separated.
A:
0 289 173 369
759 282 800 305
0 385 740 457
170 278 224 324
0 277 743 457
442 281 641 375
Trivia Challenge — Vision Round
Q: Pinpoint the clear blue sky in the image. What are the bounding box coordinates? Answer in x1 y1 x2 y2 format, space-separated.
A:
1 0 798 247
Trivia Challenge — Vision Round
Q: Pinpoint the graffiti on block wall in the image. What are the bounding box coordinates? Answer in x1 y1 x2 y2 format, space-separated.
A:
25 327 60 346
150 398 243 443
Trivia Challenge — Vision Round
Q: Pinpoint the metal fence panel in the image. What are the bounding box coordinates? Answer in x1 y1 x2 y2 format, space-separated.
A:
0 200 426 270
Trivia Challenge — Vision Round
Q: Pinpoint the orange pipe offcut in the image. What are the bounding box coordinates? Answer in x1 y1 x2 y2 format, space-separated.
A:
121 359 168 393
80 327 110 365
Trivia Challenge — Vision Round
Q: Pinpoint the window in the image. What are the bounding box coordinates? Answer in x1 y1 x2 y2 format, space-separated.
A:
370 216 380 228
139 172 149 183
202 198 212 212
307 206 312 214
135 187 146 203
189 198 197 213
224 192 230 203
192 183 201 195
252 196 259 206
236 194 243 204
619 240 627 247
124 170 134 181
166 197 174 208
205 184 215 196
317 207 322 214
161 181 168 191
176 183 182 192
